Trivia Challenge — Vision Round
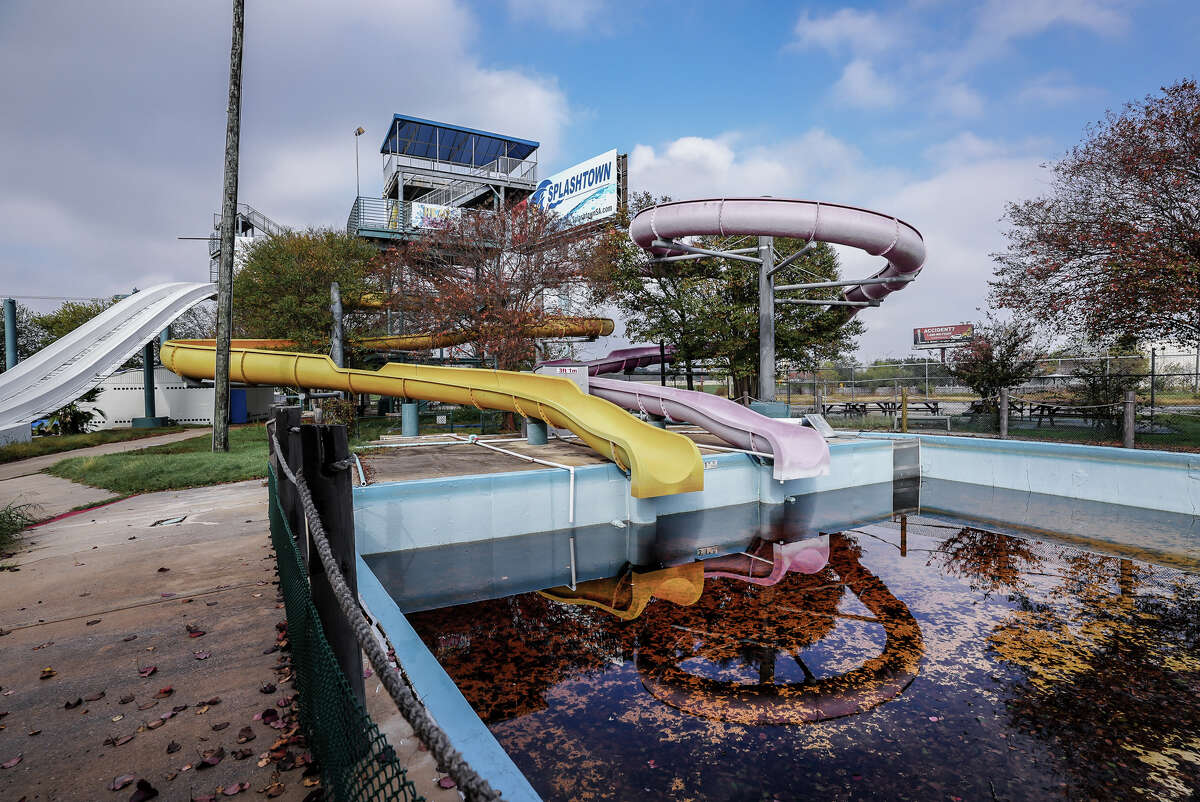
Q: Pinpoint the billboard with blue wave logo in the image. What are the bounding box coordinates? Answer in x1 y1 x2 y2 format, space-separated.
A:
530 149 618 228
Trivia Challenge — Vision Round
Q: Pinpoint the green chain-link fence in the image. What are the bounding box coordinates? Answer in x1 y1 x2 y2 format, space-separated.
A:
268 467 423 802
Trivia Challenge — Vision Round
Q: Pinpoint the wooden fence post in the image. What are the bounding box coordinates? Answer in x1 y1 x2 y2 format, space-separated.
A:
271 407 307 564
299 423 365 705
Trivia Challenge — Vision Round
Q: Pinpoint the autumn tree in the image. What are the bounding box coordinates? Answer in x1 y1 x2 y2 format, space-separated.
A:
232 228 382 356
382 203 594 370
587 192 862 397
991 79 1200 347
947 316 1043 407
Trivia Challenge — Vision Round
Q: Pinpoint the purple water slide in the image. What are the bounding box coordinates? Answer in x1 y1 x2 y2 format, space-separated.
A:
538 345 675 376
588 377 829 481
629 198 925 310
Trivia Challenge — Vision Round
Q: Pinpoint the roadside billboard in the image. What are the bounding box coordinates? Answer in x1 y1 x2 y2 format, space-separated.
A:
913 324 974 349
530 149 618 228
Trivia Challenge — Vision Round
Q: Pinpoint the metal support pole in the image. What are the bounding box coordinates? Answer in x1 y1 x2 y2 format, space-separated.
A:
142 341 156 418
999 387 1009 439
3 298 17 371
159 326 170 351
299 424 365 705
330 281 344 368
1150 347 1156 430
659 341 666 387
758 235 775 402
815 385 823 415
1123 390 1136 449
213 0 245 453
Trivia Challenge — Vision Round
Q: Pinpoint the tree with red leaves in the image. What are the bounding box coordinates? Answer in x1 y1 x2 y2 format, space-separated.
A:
948 316 1043 408
379 204 594 369
991 80 1200 347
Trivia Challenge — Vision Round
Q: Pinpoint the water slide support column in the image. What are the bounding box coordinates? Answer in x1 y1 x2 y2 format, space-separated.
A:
401 402 419 437
132 337 168 428
758 235 775 401
3 298 16 371
526 419 548 445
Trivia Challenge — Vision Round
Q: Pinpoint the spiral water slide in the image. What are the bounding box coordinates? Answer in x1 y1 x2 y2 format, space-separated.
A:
161 339 702 498
630 198 925 309
0 282 216 429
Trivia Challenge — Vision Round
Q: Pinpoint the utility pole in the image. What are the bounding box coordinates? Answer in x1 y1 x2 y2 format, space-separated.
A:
213 0 244 453
758 235 775 401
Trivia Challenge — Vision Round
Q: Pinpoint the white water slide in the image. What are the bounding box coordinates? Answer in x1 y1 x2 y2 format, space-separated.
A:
0 282 216 428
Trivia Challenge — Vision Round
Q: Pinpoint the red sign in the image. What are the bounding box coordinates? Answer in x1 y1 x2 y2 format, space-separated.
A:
913 324 974 349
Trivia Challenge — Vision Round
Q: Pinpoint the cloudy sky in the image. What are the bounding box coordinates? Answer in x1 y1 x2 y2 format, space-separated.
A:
1 0 1196 358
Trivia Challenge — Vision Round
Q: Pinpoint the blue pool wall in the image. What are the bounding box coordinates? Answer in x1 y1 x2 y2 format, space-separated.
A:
858 433 1200 516
354 438 894 554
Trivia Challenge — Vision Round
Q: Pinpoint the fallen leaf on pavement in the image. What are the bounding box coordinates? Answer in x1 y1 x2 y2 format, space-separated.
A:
115 734 134 746
39 667 56 680
86 619 101 626
212 722 230 732
65 698 83 710
2 754 21 769
231 748 254 760
122 635 137 642
157 567 170 572
146 719 164 730
137 701 157 711
119 695 135 704
110 774 136 790
84 690 105 702
236 727 255 744
438 777 457 789
166 741 181 754
137 666 157 679
193 651 210 661
259 683 275 694
219 781 250 796
262 781 285 798
196 746 224 770
153 687 173 699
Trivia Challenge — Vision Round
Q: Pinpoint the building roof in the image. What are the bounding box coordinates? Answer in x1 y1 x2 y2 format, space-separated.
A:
379 114 539 165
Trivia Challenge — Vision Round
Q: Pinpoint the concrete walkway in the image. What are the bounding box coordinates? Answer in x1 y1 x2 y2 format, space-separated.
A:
0 477 459 801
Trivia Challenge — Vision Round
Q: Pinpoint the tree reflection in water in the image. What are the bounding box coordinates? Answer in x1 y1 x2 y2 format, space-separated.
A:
407 517 1199 801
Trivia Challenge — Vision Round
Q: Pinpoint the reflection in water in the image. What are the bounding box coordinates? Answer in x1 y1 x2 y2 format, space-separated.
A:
635 534 923 725
403 506 1200 801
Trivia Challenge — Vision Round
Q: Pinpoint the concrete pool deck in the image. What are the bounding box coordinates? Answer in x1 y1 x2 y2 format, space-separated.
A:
0 455 458 801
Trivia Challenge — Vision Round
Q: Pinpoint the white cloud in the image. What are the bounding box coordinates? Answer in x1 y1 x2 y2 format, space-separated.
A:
1016 71 1101 106
977 0 1128 41
506 0 607 32
833 60 901 110
791 8 900 55
931 82 986 118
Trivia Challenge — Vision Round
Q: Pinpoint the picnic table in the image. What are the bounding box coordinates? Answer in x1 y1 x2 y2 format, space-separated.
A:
821 400 942 416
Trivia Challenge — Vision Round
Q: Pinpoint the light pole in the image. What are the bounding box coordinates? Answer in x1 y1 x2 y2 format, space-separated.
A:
354 126 365 198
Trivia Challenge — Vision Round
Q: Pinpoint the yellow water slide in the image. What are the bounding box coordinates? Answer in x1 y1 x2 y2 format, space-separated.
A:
160 340 703 499
208 317 615 352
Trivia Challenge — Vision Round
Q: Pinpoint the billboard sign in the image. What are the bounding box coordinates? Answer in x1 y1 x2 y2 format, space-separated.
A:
530 149 618 228
409 201 461 229
913 324 974 349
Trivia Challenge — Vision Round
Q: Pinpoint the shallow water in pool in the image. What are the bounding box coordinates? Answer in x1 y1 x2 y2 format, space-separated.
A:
397 489 1200 801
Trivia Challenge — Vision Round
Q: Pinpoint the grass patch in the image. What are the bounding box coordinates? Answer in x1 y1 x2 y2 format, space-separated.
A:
0 426 188 464
47 425 267 494
0 501 37 554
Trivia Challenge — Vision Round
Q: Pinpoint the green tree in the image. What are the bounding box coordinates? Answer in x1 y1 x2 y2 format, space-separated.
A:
947 316 1043 409
31 298 114 351
587 193 861 397
233 228 382 356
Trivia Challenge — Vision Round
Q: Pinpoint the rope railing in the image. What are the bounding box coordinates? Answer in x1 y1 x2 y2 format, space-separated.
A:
269 430 503 802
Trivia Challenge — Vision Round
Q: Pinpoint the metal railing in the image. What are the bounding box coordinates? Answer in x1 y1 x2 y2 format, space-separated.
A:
383 152 537 184
347 197 412 235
